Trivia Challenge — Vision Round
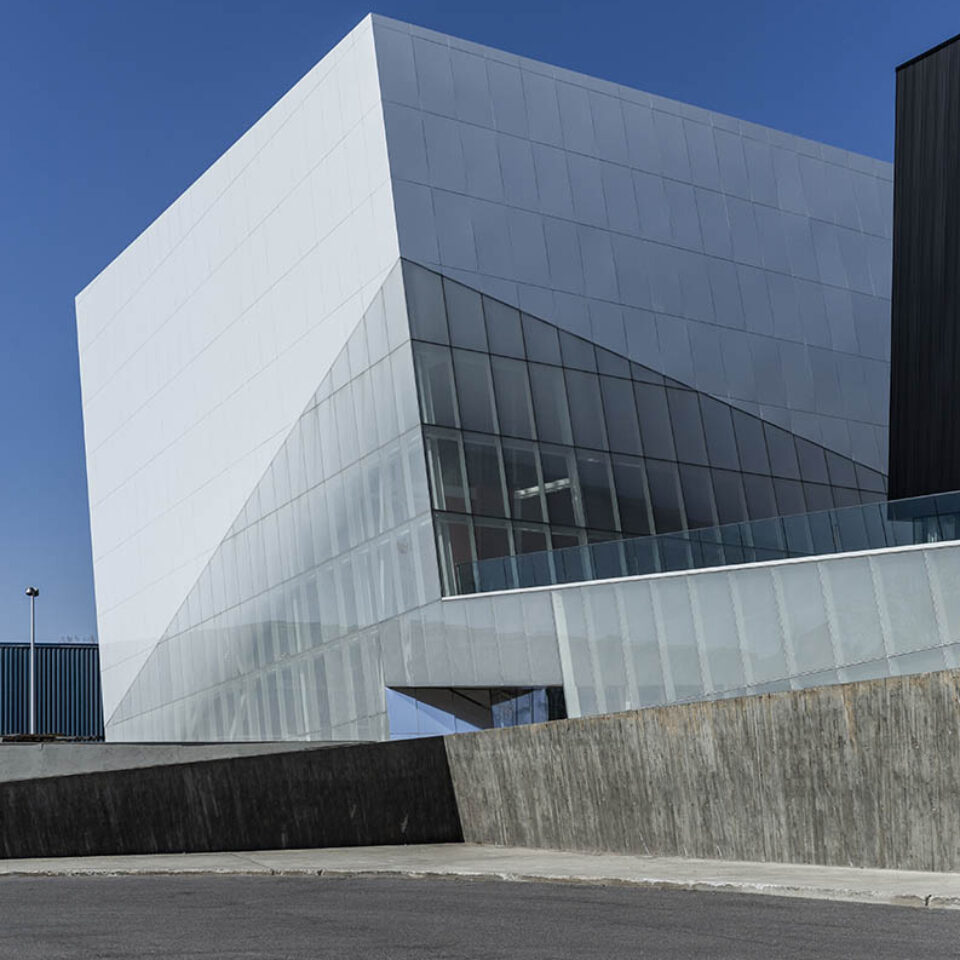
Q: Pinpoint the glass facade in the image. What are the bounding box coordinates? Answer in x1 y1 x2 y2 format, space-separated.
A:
462 490 960 594
108 264 441 741
404 262 888 595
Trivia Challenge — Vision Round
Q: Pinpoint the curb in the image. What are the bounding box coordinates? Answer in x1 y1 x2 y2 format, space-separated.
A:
3 862 959 910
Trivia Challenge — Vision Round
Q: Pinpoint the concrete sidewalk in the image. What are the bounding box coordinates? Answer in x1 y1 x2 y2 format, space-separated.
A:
1 844 959 909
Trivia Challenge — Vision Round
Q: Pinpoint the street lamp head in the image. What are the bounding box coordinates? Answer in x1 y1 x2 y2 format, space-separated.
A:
24 587 39 598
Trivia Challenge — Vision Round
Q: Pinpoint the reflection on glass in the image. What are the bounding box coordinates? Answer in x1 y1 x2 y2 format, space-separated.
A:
541 446 581 527
565 369 608 449
522 314 561 363
667 389 708 466
483 297 525 358
576 452 618 531
764 423 801 479
463 434 508 518
453 349 498 433
414 343 459 427
443 277 486 351
425 431 468 512
502 439 545 522
646 459 685 532
459 491 960 596
491 356 536 439
406 262 892 597
634 383 676 459
404 261 448 344
613 456 651 536
528 363 574 445
679 464 716 529
601 377 642 455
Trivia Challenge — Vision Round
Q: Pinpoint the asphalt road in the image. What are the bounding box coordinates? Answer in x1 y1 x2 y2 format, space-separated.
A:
0 875 955 959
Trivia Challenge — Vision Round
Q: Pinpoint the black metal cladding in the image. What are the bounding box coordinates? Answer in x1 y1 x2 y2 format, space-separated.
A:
890 36 960 498
0 644 103 738
403 261 889 594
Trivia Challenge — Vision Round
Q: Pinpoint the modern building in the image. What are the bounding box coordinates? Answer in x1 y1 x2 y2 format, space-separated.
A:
78 14 936 743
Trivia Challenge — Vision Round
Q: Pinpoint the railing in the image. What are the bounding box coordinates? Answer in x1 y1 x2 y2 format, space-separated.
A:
454 491 960 595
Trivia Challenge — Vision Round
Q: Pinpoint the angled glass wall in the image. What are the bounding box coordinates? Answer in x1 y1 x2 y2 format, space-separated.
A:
403 262 888 595
460 490 960 594
108 263 439 741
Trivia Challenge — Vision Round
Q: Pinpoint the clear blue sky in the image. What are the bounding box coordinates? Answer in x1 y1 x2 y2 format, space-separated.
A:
0 0 955 643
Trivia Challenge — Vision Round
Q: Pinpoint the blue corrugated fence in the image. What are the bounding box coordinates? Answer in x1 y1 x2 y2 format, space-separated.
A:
0 644 103 739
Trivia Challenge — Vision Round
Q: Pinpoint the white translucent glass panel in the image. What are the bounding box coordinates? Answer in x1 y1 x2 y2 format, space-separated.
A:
541 543 960 721
80 16 400 724
108 267 436 740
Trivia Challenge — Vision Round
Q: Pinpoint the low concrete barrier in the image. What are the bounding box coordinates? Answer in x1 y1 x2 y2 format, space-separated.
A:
3 670 960 869
444 670 960 872
0 738 462 858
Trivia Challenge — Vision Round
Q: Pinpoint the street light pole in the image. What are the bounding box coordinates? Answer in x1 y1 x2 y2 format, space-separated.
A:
25 587 39 736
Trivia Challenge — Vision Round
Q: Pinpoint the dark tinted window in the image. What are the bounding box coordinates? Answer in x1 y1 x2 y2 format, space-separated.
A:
825 450 857 488
443 277 486 350
516 526 548 554
666 389 708 466
502 440 544 522
600 376 642 455
631 362 664 384
559 330 596 371
796 439 829 483
474 520 512 560
436 515 474 593
832 486 861 508
699 396 740 471
742 473 777 518
425 431 467 512
491 357 535 439
634 383 676 459
483 297 525 358
596 347 630 377
732 411 770 474
404 262 447 343
764 423 801 479
565 369 608 449
576 452 617 531
452 349 497 433
463 435 507 518
646 459 685 533
712 469 748 524
773 478 805 516
414 343 459 427
522 313 561 363
855 463 886 494
803 482 835 511
679 464 716 529
613 456 651 535
541 447 579 527
528 363 573 445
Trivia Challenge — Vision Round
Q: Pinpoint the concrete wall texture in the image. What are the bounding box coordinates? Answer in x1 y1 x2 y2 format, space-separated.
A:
445 669 960 872
4 668 960 868
0 739 461 859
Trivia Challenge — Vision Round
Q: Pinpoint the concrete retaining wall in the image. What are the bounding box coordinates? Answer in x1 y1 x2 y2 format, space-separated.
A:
5 670 960 869
444 670 960 872
0 738 461 858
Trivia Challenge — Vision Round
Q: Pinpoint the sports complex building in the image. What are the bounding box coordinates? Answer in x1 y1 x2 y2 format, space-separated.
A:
75 17 960 741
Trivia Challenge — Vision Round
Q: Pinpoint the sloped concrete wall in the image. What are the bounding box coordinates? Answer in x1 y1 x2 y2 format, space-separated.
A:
444 670 960 872
0 738 461 859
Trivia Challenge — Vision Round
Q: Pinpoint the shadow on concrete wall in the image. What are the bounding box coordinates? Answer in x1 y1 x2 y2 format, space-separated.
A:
4 669 960 871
